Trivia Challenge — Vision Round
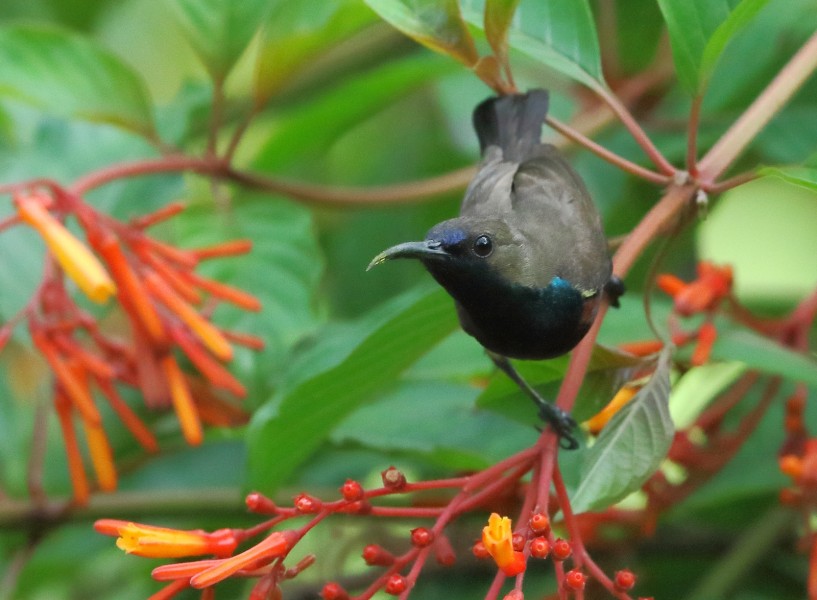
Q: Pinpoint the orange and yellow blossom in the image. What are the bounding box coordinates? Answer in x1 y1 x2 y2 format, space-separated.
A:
15 193 116 303
94 519 239 559
482 513 526 576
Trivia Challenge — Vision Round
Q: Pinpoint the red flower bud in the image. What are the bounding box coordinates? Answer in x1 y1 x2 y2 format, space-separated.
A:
551 538 572 561
294 493 322 514
529 513 550 533
340 479 364 501
614 569 637 591
529 537 550 559
564 569 586 591
362 544 394 566
385 574 407 595
410 527 434 547
321 582 349 600
381 466 406 490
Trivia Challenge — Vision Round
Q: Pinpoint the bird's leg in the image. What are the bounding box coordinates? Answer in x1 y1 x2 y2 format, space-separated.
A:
487 352 579 450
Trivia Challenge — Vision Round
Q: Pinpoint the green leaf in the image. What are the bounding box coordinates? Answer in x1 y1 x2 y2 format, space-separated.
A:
657 0 770 94
247 289 459 492
365 0 479 67
165 0 270 80
570 345 674 513
484 0 521 65
669 362 746 429
0 24 155 137
710 327 817 388
252 53 456 172
759 166 817 193
254 0 377 105
461 0 605 91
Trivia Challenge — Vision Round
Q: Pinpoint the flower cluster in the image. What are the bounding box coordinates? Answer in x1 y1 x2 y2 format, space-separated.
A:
1 185 262 503
96 457 647 600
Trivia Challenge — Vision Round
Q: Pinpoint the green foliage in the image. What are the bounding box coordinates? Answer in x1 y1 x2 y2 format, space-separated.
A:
570 346 674 513
0 23 155 137
1 0 816 598
657 0 771 95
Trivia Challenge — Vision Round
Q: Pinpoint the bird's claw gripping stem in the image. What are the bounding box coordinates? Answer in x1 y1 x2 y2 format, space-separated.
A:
536 402 579 450
488 352 580 450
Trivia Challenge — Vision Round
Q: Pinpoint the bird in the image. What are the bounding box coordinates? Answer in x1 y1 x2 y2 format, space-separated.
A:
368 90 622 448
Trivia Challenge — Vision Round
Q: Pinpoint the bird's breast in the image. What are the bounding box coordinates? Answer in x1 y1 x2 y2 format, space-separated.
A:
426 263 600 360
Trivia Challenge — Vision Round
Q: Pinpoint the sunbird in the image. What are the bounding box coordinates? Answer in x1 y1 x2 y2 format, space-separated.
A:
368 90 622 448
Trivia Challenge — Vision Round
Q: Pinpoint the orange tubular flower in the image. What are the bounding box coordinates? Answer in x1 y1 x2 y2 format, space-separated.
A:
658 261 733 316
482 513 526 577
54 392 90 505
188 530 298 589
95 519 239 559
584 385 640 435
159 355 203 446
15 193 116 303
145 272 233 362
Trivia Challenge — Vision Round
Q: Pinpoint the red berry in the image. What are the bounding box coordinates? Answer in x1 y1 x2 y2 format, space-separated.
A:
384 574 407 595
410 527 435 547
340 479 364 501
512 532 525 552
381 466 407 490
564 569 586 591
294 493 321 513
472 541 490 559
615 569 636 591
529 537 550 559
362 544 394 566
529 512 550 533
551 538 572 561
321 582 349 600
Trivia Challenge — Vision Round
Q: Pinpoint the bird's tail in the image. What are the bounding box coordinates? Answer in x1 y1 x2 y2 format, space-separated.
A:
472 89 549 161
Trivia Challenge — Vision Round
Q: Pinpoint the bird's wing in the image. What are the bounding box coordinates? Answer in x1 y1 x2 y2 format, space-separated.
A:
510 146 612 291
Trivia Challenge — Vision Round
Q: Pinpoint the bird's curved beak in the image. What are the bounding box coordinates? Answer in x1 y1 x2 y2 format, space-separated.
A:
366 240 447 271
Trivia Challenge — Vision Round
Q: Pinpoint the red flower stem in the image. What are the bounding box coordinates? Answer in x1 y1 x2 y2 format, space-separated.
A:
545 116 672 185
367 507 446 518
456 461 536 514
595 86 677 176
686 95 703 177
462 446 540 493
0 214 21 233
484 569 507 600
238 515 289 541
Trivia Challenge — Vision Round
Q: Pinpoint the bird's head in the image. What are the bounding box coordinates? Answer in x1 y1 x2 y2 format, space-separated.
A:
368 217 529 285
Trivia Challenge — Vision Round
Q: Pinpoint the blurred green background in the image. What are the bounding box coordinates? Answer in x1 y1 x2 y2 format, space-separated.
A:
0 0 816 598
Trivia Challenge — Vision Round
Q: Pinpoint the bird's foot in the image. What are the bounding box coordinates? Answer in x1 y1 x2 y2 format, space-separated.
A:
536 401 579 450
605 275 625 308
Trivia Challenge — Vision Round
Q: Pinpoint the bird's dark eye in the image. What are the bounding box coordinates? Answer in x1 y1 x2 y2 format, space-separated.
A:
473 235 493 257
